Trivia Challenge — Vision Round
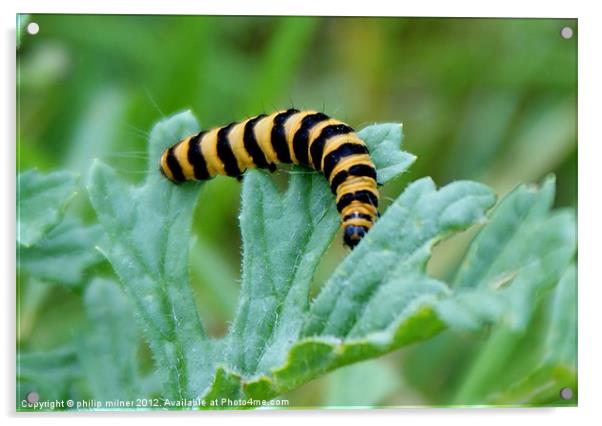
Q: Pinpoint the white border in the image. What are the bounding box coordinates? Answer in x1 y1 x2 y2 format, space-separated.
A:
2 0 585 17
3 1 600 425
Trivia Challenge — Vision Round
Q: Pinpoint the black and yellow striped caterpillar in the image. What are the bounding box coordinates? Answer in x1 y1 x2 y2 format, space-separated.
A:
159 109 379 248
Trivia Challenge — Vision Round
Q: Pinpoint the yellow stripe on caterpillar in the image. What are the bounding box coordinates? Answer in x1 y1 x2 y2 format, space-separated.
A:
159 109 380 249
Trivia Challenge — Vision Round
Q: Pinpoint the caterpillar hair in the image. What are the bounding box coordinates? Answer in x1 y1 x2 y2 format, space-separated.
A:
159 109 379 248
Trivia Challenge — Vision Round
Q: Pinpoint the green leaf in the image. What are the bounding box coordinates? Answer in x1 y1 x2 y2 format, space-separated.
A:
88 112 431 405
543 264 577 367
438 176 576 332
223 122 418 377
89 111 575 408
357 123 416 183
17 170 79 247
233 173 572 405
303 178 495 338
87 110 212 401
78 278 143 401
226 169 340 376
19 217 104 286
487 264 577 406
206 176 494 401
399 177 576 406
17 345 83 408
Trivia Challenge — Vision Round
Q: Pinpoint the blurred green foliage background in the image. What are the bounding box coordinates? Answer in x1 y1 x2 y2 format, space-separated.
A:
17 15 577 407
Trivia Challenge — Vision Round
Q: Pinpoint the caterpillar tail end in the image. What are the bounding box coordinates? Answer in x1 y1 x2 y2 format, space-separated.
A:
159 147 183 183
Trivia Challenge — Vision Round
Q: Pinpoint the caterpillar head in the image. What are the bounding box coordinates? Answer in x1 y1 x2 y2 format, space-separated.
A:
343 225 367 249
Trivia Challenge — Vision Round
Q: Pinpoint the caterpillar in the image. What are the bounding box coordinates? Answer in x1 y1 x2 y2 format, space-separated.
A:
159 109 379 248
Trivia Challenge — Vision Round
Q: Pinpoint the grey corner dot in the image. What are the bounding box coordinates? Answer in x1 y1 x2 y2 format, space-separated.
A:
26 22 40 35
560 387 573 400
560 26 573 40
26 391 39 403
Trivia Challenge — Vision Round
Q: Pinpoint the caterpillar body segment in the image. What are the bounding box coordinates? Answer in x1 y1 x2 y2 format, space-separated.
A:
159 109 379 248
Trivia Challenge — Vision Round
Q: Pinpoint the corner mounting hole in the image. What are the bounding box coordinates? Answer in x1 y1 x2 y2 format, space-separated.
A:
560 26 573 39
560 387 573 400
26 391 39 403
26 22 40 35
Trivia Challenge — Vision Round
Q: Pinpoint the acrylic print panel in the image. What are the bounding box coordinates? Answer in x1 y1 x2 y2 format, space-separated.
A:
16 14 577 410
